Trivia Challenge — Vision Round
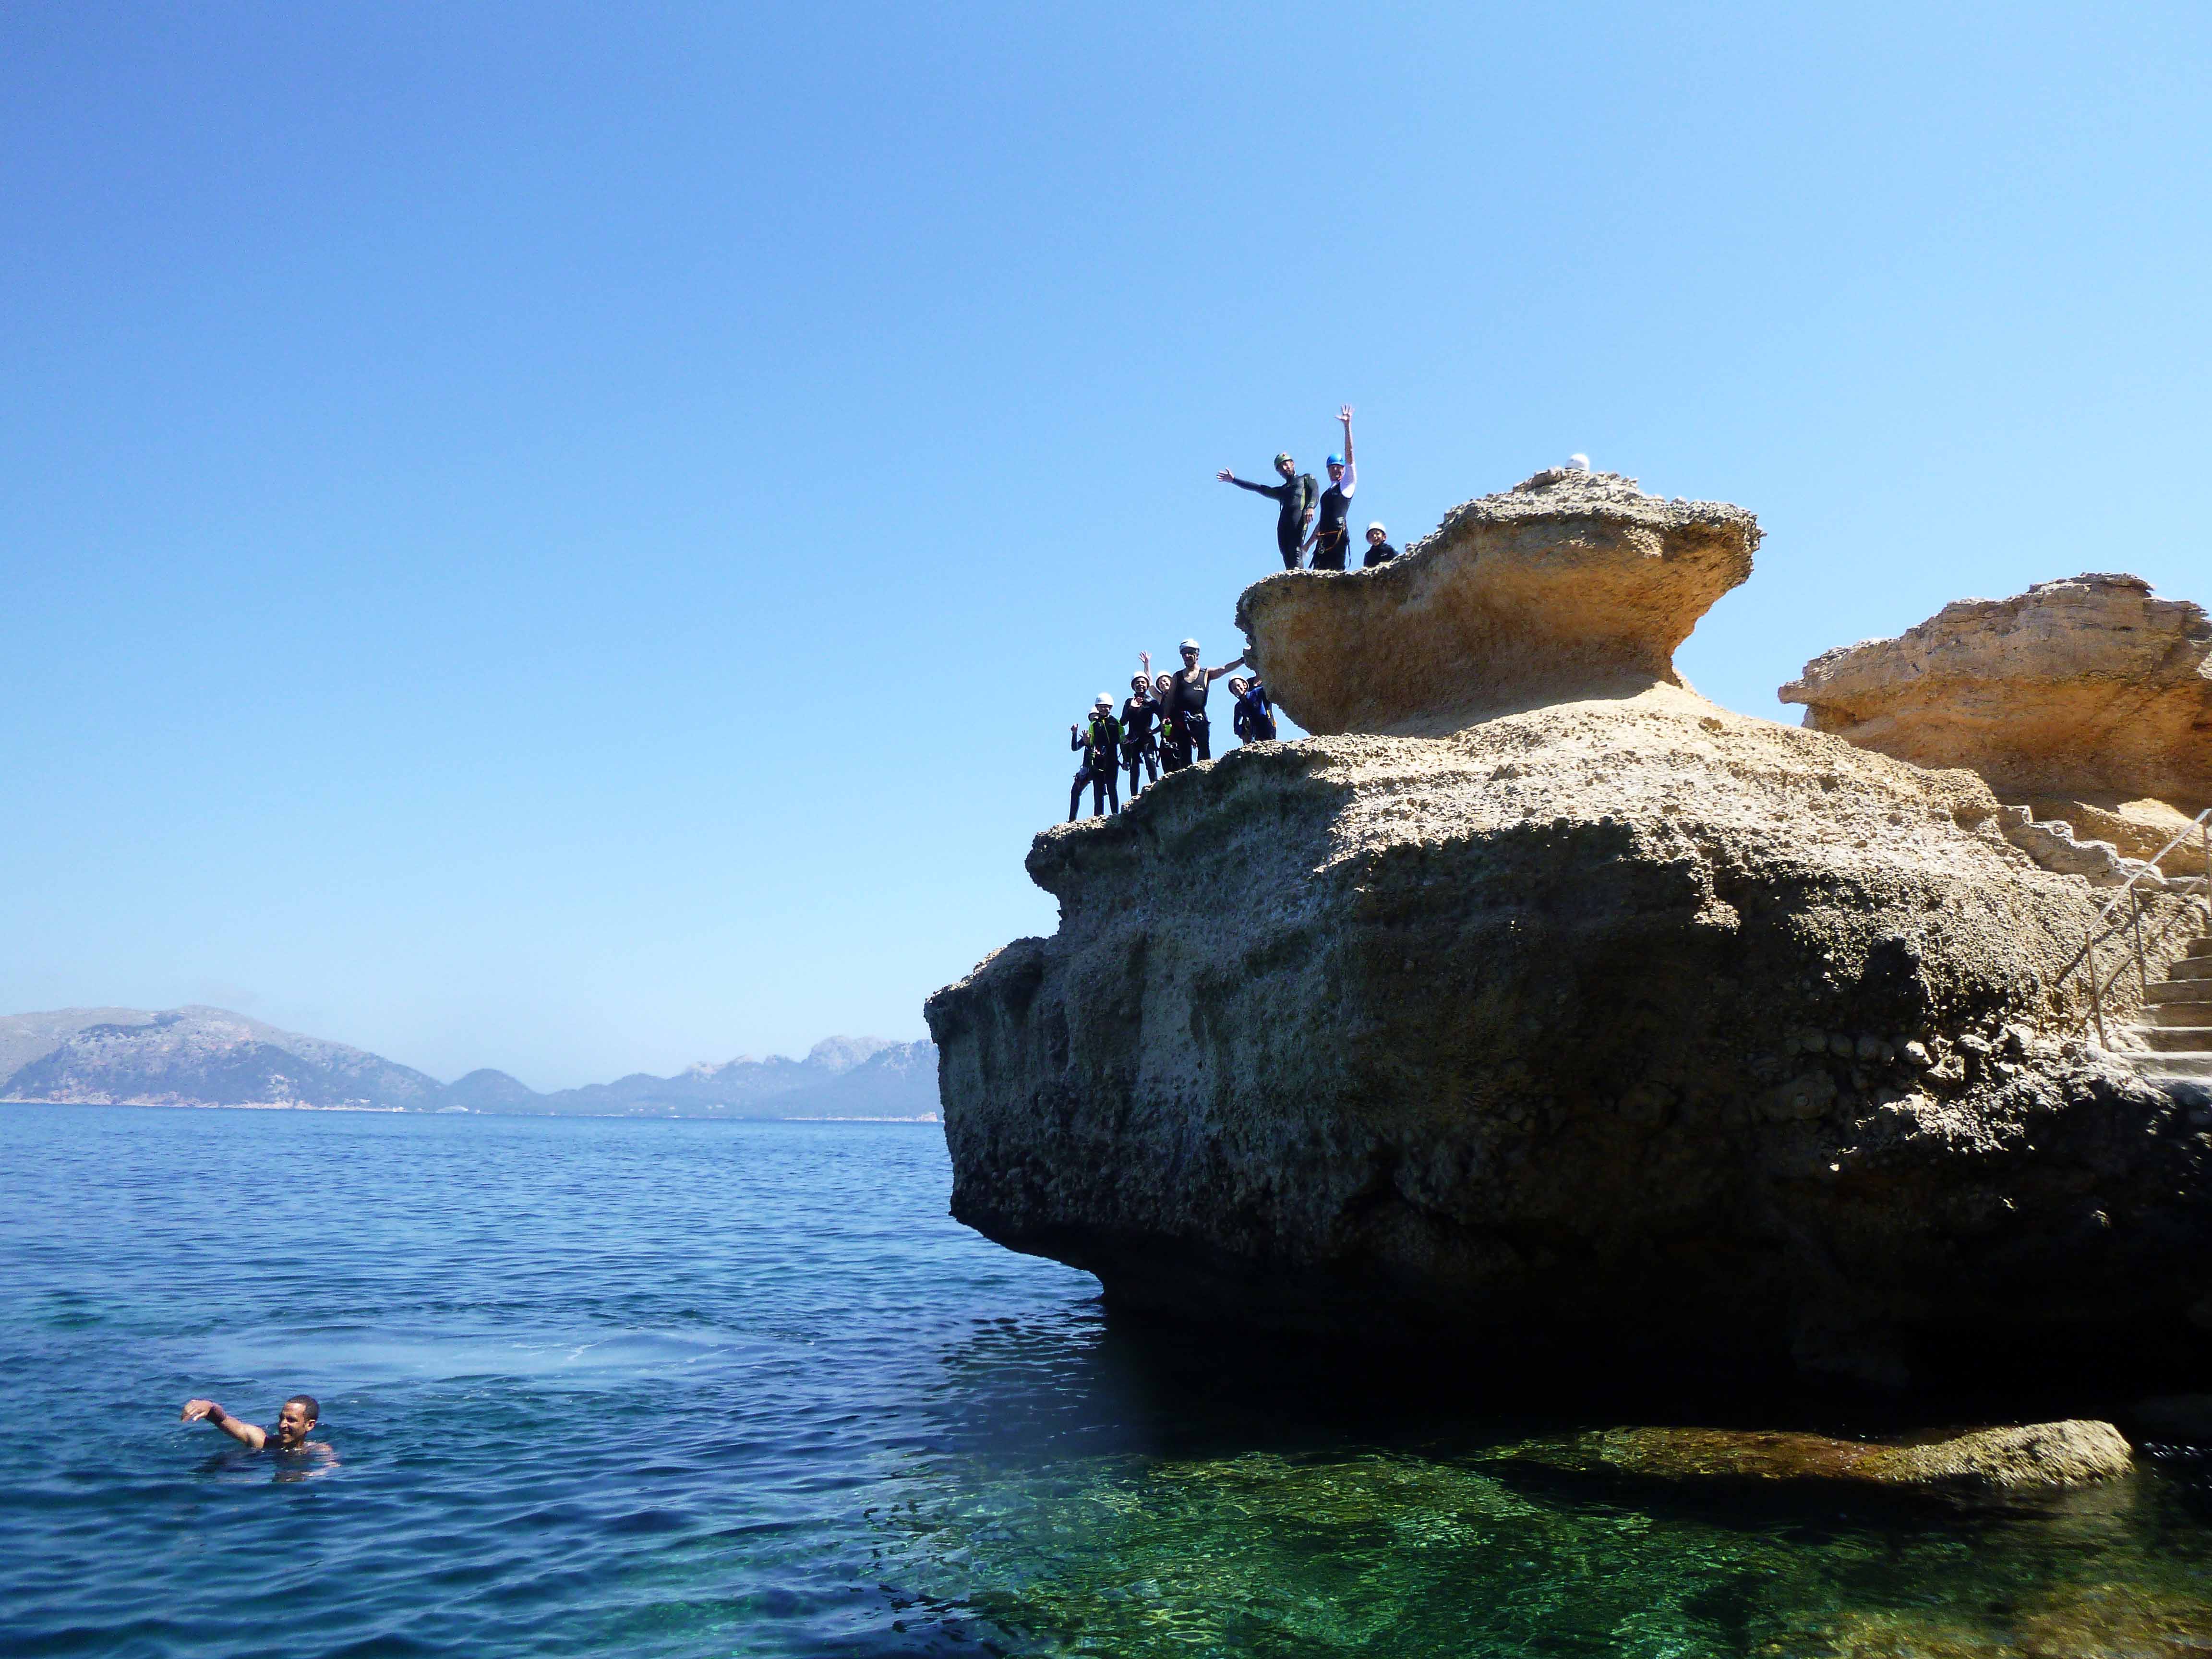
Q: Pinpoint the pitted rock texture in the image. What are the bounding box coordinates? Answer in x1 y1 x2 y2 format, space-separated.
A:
1500 1419 2132 1490
1233 469 1759 736
1780 574 2212 813
2023 794 2212 878
926 685 2212 1388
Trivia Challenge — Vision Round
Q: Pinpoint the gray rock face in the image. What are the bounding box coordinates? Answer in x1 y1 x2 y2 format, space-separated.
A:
928 477 2212 1392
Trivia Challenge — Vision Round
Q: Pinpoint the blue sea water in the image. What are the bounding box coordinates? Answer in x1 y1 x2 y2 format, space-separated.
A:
9 1103 2212 1659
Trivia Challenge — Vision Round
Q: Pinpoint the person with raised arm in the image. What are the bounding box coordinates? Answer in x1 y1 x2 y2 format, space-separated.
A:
181 1393 329 1455
1302 406 1358 571
1161 639 1245 765
1120 651 1163 801
1217 452 1316 570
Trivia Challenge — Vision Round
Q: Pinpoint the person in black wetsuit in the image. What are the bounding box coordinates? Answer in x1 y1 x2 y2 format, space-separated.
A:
1362 522 1398 567
1069 694 1122 820
1302 406 1358 571
1227 675 1277 744
1163 639 1244 765
1153 672 1187 771
1217 453 1316 570
1120 657 1162 799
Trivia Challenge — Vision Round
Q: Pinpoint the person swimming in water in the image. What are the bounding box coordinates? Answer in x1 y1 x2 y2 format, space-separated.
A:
181 1394 328 1454
1217 452 1317 570
1302 406 1358 571
1069 693 1122 820
1121 655 1162 799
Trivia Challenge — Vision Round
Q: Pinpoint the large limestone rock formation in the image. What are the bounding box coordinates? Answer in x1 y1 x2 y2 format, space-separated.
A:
1236 468 1759 735
928 473 2212 1391
1779 574 2212 817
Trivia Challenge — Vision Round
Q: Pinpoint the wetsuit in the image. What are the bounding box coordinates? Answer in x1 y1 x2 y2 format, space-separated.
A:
1120 694 1160 796
1310 462 1357 571
1230 472 1317 569
1362 539 1399 568
1164 668 1214 763
1232 680 1277 744
1069 712 1122 819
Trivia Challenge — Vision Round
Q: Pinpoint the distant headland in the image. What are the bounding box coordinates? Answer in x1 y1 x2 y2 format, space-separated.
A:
0 1006 937 1120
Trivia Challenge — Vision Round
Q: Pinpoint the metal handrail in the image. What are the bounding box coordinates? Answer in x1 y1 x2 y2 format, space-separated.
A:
2048 807 2212 1047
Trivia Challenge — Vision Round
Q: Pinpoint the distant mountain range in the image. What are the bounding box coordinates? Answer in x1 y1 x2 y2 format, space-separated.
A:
0 1006 939 1118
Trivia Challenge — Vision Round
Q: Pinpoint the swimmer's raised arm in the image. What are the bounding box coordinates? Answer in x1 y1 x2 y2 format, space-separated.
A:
182 1398 268 1450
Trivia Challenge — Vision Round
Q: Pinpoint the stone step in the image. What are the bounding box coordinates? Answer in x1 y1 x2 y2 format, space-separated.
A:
2122 1053 2212 1090
2149 981 2212 1007
2152 1001 2212 1027
2190 935 2212 959
2140 1025 2212 1052
2171 957 2212 982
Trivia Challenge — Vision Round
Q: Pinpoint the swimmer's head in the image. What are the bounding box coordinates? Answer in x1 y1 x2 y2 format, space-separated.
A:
1274 453 1294 478
275 1395 318 1448
1326 454 1345 477
1179 639 1200 660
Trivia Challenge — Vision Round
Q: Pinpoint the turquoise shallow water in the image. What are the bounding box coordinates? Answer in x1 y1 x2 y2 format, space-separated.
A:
8 1103 2212 1658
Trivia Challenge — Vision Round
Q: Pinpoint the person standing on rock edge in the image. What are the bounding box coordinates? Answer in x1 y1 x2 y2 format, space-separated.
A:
1069 694 1122 820
1302 407 1358 571
1362 523 1398 567
1217 452 1316 570
1154 672 1187 771
1164 639 1245 765
1121 653 1163 800
1228 674 1277 744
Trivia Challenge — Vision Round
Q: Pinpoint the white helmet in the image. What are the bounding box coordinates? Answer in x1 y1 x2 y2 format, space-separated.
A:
1179 637 1200 652
1567 453 1590 471
1367 522 1386 536
1094 692 1113 707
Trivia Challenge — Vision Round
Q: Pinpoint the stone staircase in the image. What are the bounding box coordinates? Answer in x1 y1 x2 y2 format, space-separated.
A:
2127 931 2212 1083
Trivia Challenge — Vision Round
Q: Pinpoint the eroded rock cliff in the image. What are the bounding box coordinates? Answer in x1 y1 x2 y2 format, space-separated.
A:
928 476 2212 1392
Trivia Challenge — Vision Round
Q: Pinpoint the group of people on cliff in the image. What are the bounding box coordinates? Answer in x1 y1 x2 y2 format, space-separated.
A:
1217 405 1398 571
1063 404 1399 822
1069 642 1274 820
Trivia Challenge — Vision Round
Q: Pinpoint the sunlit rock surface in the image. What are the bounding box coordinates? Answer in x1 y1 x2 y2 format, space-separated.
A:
1500 1419 2132 1490
1233 468 1758 736
1780 573 2212 815
928 475 2212 1392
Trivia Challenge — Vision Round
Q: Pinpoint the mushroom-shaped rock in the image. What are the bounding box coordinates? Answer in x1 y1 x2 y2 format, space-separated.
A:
1779 574 2212 813
1234 469 1759 736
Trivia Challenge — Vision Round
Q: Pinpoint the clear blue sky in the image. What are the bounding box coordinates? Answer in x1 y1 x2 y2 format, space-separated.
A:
3 4 2206 1088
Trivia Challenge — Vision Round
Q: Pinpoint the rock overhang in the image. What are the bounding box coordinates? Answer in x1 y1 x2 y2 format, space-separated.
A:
1779 572 2212 811
1235 468 1761 737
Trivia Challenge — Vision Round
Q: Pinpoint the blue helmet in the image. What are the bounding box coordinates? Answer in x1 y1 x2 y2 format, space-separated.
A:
1327 454 1345 468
